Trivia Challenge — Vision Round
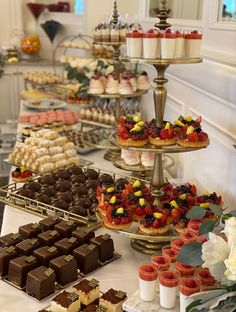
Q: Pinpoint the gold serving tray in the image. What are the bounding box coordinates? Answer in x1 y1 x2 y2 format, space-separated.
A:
122 56 203 65
88 90 147 99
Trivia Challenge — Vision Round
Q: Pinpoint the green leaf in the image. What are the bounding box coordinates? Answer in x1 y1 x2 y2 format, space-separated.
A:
176 242 203 266
229 210 236 217
199 220 217 235
97 60 105 68
186 206 207 219
209 204 223 217
186 299 202 312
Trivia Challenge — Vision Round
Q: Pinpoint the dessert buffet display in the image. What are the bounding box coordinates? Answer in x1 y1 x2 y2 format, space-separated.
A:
24 72 62 85
0 220 120 301
8 130 80 173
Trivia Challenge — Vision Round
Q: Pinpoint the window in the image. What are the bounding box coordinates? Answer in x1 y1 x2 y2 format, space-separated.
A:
75 0 84 14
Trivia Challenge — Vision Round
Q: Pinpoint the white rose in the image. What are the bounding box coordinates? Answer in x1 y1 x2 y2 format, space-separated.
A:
222 217 236 247
224 244 236 281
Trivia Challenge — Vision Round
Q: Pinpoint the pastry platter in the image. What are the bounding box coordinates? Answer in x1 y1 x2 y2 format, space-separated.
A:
22 98 67 111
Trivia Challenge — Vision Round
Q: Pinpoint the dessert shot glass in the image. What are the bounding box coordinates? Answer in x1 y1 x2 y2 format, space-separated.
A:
179 277 202 312
159 269 180 309
139 262 158 301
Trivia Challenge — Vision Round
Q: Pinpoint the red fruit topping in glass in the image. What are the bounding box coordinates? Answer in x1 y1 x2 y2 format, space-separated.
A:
196 268 215 286
160 29 176 39
171 239 186 252
185 31 203 40
180 277 201 296
176 30 184 38
139 263 158 281
151 254 171 270
143 29 159 38
162 248 178 262
176 262 195 277
159 270 180 287
127 30 143 38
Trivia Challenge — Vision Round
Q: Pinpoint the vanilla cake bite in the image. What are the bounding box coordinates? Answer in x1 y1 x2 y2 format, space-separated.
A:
50 291 81 312
73 278 100 307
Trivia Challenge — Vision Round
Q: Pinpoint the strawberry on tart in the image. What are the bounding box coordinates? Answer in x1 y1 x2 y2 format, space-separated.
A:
104 207 133 230
98 186 117 217
139 212 169 235
148 120 176 146
117 115 149 147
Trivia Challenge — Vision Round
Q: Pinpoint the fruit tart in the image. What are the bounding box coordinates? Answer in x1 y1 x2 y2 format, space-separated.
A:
104 207 133 230
175 115 209 148
198 202 219 221
196 191 222 206
11 167 32 182
123 180 154 203
162 200 189 233
133 198 154 221
117 115 148 147
139 212 169 235
97 186 117 216
148 120 176 146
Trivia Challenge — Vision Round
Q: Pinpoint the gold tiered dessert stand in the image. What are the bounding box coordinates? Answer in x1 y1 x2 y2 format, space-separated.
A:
97 1 207 254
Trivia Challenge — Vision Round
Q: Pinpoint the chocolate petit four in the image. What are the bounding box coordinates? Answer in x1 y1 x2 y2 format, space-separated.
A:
98 174 114 186
71 174 86 184
73 244 99 274
55 180 71 192
54 237 78 255
73 278 100 306
68 166 83 175
25 181 42 192
71 185 88 196
85 179 100 190
100 289 127 312
50 291 81 312
0 246 18 277
26 266 56 300
38 230 61 246
72 229 95 246
74 198 92 209
39 216 61 231
17 188 35 199
8 255 38 287
58 192 74 203
35 195 51 205
39 186 57 197
33 246 60 266
69 206 88 217
54 220 78 237
85 169 99 180
49 255 78 285
38 175 56 186
19 223 42 239
0 233 22 247
91 234 114 262
51 199 68 211
15 238 41 256
55 170 70 180
116 178 128 190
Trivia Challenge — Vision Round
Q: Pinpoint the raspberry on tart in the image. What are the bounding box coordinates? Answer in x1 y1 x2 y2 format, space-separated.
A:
117 115 148 147
148 120 177 146
133 198 154 221
104 207 133 230
139 212 169 235
174 115 209 148
11 167 32 182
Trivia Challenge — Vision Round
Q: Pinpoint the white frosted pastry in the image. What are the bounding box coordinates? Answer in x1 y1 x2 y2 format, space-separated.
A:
32 148 48 160
130 77 138 92
67 156 80 165
38 162 55 173
51 153 66 162
31 163 39 172
55 159 67 169
89 76 104 94
35 129 50 138
38 140 54 148
119 79 134 95
36 155 52 166
54 136 68 146
121 149 141 166
105 74 119 94
49 146 64 155
137 72 150 90
65 150 77 158
64 142 75 151
43 130 59 140
25 137 39 146
141 152 155 167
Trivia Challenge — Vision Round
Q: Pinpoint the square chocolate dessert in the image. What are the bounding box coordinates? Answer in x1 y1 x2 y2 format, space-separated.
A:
72 229 95 246
54 220 78 237
33 246 60 267
50 291 80 312
73 244 99 275
90 234 114 262
73 278 100 307
19 223 42 239
49 255 78 286
26 266 56 300
54 237 78 255
8 255 38 287
0 246 18 277
38 230 61 246
100 289 127 312
0 233 22 247
15 238 41 256
39 216 61 231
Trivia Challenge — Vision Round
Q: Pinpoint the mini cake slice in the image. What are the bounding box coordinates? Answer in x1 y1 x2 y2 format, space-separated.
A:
100 289 127 312
50 291 81 312
90 234 114 262
54 220 78 237
72 229 95 246
33 246 60 266
39 216 61 231
8 255 38 287
0 233 22 247
54 237 78 255
19 223 42 239
26 266 56 300
0 246 18 277
15 238 41 256
73 278 100 307
49 255 78 286
38 230 61 246
73 244 99 275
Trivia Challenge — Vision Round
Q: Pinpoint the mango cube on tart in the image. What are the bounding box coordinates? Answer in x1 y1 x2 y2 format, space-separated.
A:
104 206 133 230
148 119 177 146
117 115 149 147
139 211 169 235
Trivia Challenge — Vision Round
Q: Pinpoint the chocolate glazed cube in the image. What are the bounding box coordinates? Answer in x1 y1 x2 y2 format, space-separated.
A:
0 246 18 277
90 234 114 262
73 244 99 275
33 246 60 267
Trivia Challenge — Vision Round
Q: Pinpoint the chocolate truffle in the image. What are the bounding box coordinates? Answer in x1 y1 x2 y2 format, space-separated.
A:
25 182 42 192
19 223 42 239
71 174 86 184
73 278 100 307
54 220 78 237
69 206 88 217
35 195 51 205
15 238 41 256
51 199 68 211
100 289 127 312
71 185 88 196
39 216 61 231
88 190 97 203
74 198 91 209
40 186 57 197
54 237 78 255
73 244 99 275
116 178 129 190
0 233 22 247
26 266 56 300
68 166 83 175
0 246 18 277
51 291 81 312
39 175 56 186
55 170 70 181
55 180 71 192
85 180 100 190
58 192 73 203
8 255 38 287
90 234 114 262
85 169 99 180
38 230 61 246
72 229 95 246
33 246 60 266
98 174 114 185
18 189 35 199
49 255 78 286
